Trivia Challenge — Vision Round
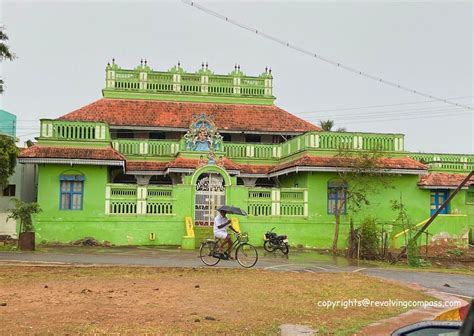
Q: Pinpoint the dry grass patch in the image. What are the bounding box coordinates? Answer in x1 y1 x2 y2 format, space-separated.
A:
0 266 432 335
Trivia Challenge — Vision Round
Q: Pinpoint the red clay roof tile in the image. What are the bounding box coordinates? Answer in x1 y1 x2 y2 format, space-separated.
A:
59 98 320 133
126 157 241 172
166 157 240 171
238 164 273 174
126 161 168 171
271 155 427 173
19 145 125 161
418 172 473 187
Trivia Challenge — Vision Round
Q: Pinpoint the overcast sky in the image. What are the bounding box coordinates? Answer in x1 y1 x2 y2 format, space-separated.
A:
1 0 473 153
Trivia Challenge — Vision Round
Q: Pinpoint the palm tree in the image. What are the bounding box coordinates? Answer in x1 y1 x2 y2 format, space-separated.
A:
319 119 334 131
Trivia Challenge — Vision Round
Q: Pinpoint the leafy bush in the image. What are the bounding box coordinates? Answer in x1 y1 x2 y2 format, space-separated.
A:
359 217 379 260
7 198 42 233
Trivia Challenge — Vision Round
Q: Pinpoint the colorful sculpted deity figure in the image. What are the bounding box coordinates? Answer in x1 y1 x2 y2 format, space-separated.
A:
184 114 222 156
194 126 211 151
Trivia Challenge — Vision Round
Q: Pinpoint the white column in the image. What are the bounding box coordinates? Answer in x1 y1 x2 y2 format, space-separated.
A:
271 189 280 216
314 134 320 148
201 75 208 93
105 186 111 214
106 70 115 89
41 121 54 138
233 77 241 94
303 190 308 217
173 74 181 92
246 145 255 157
139 71 147 90
264 78 272 96
137 186 147 214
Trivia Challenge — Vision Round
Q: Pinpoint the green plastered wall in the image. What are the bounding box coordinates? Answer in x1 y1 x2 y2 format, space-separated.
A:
32 164 474 248
392 188 474 248
237 172 473 249
34 165 192 245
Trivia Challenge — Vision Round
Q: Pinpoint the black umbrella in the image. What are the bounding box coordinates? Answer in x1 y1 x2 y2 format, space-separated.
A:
217 205 247 216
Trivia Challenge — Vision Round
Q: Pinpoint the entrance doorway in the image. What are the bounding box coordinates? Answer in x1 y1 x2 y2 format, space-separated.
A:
194 173 226 226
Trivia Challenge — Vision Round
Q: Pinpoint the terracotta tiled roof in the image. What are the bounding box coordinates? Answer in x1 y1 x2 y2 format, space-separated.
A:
271 155 428 173
19 145 125 161
59 98 320 133
238 164 273 175
126 161 168 171
166 157 240 171
126 157 241 172
418 173 474 187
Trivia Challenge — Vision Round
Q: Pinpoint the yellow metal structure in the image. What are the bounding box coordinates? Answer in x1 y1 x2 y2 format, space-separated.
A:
185 216 195 237
231 217 241 233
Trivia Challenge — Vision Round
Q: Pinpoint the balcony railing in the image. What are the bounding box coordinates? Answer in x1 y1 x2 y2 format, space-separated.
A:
105 184 174 215
247 188 308 217
224 131 405 161
104 62 274 102
40 119 109 140
280 132 405 157
112 139 180 156
39 120 407 160
409 153 474 172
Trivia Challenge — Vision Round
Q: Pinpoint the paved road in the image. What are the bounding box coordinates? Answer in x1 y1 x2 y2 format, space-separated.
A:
1 247 473 298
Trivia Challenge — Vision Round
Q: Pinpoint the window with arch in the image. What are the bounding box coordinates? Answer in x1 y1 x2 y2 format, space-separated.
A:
60 175 84 210
327 181 347 215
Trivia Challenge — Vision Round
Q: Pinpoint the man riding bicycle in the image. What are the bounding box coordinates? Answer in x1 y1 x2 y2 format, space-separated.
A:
214 209 239 259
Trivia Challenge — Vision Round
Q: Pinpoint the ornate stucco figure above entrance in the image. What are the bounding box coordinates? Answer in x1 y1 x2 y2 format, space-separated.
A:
184 113 223 153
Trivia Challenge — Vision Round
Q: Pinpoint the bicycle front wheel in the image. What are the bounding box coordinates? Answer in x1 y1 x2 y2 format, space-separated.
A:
236 243 258 268
199 241 220 266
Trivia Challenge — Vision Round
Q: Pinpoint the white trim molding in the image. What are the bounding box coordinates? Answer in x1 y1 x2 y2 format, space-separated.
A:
18 158 124 167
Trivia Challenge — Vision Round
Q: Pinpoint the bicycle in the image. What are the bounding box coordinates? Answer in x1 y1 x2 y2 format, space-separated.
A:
199 232 258 268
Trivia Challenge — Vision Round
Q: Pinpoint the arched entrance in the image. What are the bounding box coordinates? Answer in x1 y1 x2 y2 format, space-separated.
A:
194 172 226 226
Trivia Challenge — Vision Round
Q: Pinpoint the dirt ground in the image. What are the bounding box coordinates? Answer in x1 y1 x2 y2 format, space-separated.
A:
401 245 474 271
0 265 433 335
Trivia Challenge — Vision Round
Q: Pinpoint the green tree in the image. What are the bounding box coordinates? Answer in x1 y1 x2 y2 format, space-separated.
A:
391 195 421 266
0 26 16 94
0 134 19 188
7 199 42 233
319 119 334 131
319 120 347 132
330 148 392 253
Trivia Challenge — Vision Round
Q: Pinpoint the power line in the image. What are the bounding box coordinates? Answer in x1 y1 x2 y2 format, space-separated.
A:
303 107 471 121
298 104 470 118
304 107 472 123
183 1 474 112
295 95 474 115
340 112 474 125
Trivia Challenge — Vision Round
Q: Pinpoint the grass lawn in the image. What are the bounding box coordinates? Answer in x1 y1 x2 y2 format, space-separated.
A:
0 266 433 335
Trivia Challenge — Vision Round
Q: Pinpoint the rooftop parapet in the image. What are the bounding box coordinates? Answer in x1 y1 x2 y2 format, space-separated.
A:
103 60 275 105
39 119 109 141
409 153 474 173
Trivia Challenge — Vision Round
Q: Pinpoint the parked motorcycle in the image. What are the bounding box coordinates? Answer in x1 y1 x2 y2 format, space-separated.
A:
264 227 289 254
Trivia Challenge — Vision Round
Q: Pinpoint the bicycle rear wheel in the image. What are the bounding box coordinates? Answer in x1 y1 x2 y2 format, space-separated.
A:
199 241 220 266
236 243 258 268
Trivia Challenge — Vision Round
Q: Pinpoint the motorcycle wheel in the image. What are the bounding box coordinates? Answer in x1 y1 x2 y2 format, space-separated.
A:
264 240 276 252
280 243 289 255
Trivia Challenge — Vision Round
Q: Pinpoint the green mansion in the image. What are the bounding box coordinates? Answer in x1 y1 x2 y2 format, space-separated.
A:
19 60 474 248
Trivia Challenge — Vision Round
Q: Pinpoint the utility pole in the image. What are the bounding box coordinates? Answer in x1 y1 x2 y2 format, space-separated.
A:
395 170 474 262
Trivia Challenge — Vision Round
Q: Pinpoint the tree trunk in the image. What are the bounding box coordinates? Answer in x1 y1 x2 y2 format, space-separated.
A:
18 232 35 251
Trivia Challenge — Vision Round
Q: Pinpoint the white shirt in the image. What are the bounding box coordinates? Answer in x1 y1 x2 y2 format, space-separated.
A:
214 213 230 236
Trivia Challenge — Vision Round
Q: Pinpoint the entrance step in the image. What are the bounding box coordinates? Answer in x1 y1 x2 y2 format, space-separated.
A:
194 227 213 243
